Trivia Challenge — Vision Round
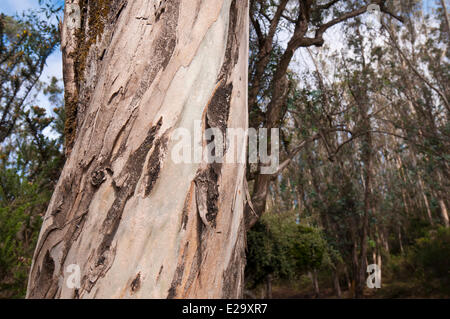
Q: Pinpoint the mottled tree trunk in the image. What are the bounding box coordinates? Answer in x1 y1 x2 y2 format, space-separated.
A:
27 0 249 299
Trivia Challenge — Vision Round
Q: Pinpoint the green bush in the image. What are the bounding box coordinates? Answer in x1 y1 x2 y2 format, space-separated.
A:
245 211 340 290
0 171 46 298
412 227 450 295
379 227 450 298
245 212 298 288
291 225 328 272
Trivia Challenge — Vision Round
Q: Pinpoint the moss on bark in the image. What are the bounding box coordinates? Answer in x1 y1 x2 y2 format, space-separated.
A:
64 0 113 153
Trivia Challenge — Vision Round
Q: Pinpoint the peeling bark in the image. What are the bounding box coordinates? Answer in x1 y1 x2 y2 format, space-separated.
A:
27 0 249 299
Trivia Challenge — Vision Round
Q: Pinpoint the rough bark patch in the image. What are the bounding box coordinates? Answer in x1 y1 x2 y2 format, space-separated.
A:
145 135 168 197
91 169 106 187
218 0 240 82
64 91 78 154
156 265 164 282
167 242 188 299
99 118 162 253
181 182 195 230
33 251 55 298
191 0 239 229
194 168 220 228
166 0 246 298
66 0 118 153
84 117 163 292
193 81 233 229
206 82 233 136
130 272 141 293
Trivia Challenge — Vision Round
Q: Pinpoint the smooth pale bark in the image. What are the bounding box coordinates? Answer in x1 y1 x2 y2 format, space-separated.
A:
435 172 450 228
308 269 320 298
438 199 449 228
27 0 249 298
418 174 433 224
377 251 382 287
380 228 389 254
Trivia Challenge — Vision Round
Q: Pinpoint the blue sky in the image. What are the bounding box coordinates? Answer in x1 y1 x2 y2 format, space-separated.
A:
2 0 39 14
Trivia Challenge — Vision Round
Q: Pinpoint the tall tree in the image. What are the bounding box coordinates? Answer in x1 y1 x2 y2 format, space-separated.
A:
0 12 58 143
27 0 249 298
0 5 62 298
245 0 403 229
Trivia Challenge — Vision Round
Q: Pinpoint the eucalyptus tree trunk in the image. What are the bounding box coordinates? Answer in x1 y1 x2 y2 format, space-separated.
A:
27 0 249 299
438 198 449 228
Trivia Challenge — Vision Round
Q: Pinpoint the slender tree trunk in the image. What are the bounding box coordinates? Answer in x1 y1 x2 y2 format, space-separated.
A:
440 0 450 36
343 265 352 291
396 156 411 216
377 250 382 287
308 269 320 298
398 226 404 255
380 227 389 254
350 221 359 298
27 0 249 299
418 175 433 224
333 270 341 298
438 199 449 228
265 274 272 299
356 126 372 299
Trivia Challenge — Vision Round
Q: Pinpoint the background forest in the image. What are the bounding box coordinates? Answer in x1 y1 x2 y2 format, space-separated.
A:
0 0 449 298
